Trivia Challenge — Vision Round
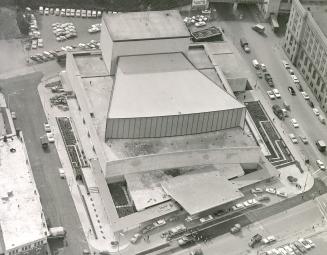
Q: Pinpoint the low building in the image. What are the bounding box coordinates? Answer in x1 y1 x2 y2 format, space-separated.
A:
283 0 327 112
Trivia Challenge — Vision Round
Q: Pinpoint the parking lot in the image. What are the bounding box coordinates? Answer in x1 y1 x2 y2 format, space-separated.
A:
29 11 101 56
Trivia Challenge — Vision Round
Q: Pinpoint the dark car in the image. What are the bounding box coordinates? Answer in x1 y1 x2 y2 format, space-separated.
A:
213 209 225 217
296 83 303 92
288 86 296 95
308 99 314 108
249 234 262 248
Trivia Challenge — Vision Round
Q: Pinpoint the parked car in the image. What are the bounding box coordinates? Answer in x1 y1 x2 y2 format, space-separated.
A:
272 88 281 98
178 236 195 246
288 68 295 75
265 188 276 194
261 235 276 244
257 196 270 202
39 6 44 14
76 9 81 17
301 91 310 100
232 203 245 211
290 118 299 128
298 238 312 250
312 108 320 116
300 135 308 144
195 21 206 27
276 191 288 198
199 215 213 223
230 224 242 234
291 74 299 83
249 234 263 248
44 123 51 132
252 24 265 34
260 63 267 72
293 241 307 253
282 60 290 69
130 233 142 244
288 86 296 95
92 10 97 18
87 10 92 18
316 159 326 171
251 188 264 194
240 37 250 53
289 133 298 144
318 115 326 124
267 90 275 100
252 59 260 69
44 7 49 15
82 10 87 18
55 8 60 15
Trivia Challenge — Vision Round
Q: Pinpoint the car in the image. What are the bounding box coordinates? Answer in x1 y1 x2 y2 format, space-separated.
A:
46 132 55 143
298 238 311 250
289 133 298 144
30 55 39 61
308 99 314 108
262 235 276 244
293 241 307 253
87 10 92 18
61 9 66 16
278 248 288 255
153 219 166 227
251 187 264 194
11 112 16 119
288 68 295 75
55 8 60 15
288 86 296 95
185 215 200 222
44 123 51 132
178 236 195 246
289 244 302 255
213 209 225 217
276 191 288 198
257 71 262 78
244 199 258 207
287 176 298 183
290 118 299 128
272 89 281 98
195 21 206 27
284 245 295 255
37 38 43 47
282 60 290 69
39 6 44 14
199 215 213 223
306 239 315 248
49 8 54 15
267 90 275 100
249 234 263 248
261 63 267 72
81 10 87 18
92 10 97 18
76 9 81 17
291 74 299 83
71 9 75 17
97 10 102 17
316 159 326 171
301 91 310 100
300 136 308 144
312 108 320 116
296 83 303 91
257 196 270 202
232 203 245 211
230 223 242 234
44 7 49 15
130 233 142 244
265 188 276 194
66 9 71 17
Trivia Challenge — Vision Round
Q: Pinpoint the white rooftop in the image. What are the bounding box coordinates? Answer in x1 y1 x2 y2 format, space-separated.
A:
0 138 47 251
108 53 244 118
161 171 243 215
103 10 190 41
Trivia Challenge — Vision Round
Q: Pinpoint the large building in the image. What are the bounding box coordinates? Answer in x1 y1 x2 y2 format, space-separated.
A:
62 10 277 235
0 104 48 255
283 0 327 112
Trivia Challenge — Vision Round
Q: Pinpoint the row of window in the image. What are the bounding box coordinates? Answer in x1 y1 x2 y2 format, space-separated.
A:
8 240 45 255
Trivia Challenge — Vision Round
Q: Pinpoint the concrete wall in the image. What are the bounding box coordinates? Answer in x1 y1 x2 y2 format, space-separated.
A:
105 146 260 178
100 24 190 75
105 108 246 139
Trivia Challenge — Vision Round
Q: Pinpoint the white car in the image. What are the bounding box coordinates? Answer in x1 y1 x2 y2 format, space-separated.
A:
291 74 299 83
61 9 66 16
289 133 298 144
232 203 245 211
39 6 44 14
44 123 51 132
288 68 295 75
298 238 312 250
316 159 326 171
55 8 60 15
195 21 206 27
81 10 87 18
306 239 316 248
251 188 264 194
262 235 276 244
265 188 276 194
46 132 55 143
313 108 320 116
284 245 295 255
276 191 288 198
243 199 258 207
92 10 97 18
37 38 43 47
44 7 49 15
272 89 281 98
97 10 102 17
153 219 166 227
301 91 310 100
267 90 275 100
70 9 75 17
290 118 299 128
130 233 142 244
199 215 213 223
66 9 71 17
282 60 290 69
76 9 81 17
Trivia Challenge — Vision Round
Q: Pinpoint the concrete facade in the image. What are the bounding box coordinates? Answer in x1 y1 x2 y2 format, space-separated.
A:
283 0 327 112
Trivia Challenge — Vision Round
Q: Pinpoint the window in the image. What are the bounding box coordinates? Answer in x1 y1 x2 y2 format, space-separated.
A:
309 63 313 73
313 70 317 79
304 56 308 66
317 77 321 87
321 83 326 93
300 50 304 60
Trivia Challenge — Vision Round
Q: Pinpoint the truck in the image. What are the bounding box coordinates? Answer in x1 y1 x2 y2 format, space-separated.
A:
252 24 265 34
248 234 263 248
316 140 326 152
272 105 284 120
40 135 49 149
264 73 274 87
240 37 250 53
48 227 66 238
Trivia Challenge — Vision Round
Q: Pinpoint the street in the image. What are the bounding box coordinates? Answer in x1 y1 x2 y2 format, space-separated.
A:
212 3 327 180
0 72 88 255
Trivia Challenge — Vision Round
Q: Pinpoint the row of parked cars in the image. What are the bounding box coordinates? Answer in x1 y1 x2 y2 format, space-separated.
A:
261 238 316 255
39 6 102 18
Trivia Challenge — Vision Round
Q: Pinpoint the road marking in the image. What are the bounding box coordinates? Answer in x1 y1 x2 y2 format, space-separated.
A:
313 169 321 175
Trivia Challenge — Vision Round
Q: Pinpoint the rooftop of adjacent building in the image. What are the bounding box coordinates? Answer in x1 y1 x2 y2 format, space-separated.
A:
0 137 47 251
302 2 327 39
102 10 190 41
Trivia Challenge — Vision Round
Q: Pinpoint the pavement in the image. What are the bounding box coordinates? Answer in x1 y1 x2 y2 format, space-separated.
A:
0 72 88 255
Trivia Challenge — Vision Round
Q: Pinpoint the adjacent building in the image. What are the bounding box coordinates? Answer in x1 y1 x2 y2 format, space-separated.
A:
283 0 327 112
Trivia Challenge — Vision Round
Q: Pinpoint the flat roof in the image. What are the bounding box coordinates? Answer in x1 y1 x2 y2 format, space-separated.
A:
108 52 244 118
161 172 243 215
305 4 327 38
0 138 47 251
103 10 190 41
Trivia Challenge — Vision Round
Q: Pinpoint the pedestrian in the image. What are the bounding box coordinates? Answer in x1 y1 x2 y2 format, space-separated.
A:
273 118 275 122
319 190 321 195
90 81 92 85
302 195 304 200
313 225 315 230
244 94 246 99
278 173 281 178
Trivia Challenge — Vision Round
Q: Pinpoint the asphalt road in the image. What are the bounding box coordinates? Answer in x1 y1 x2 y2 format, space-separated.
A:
0 72 88 255
211 3 327 182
